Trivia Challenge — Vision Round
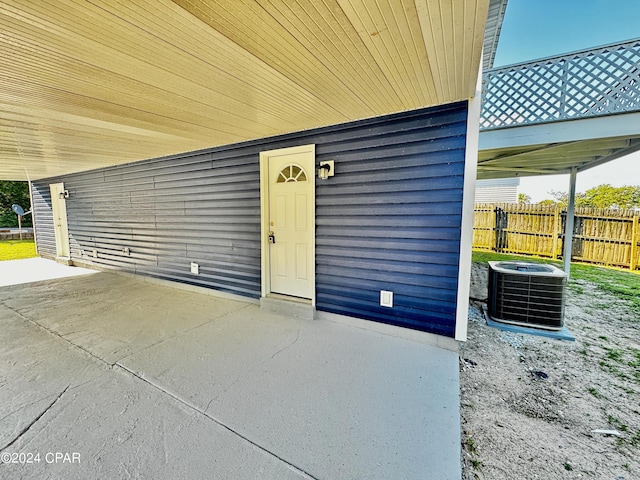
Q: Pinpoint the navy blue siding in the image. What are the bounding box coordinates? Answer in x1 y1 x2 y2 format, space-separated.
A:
33 152 262 298
32 101 468 337
314 105 466 337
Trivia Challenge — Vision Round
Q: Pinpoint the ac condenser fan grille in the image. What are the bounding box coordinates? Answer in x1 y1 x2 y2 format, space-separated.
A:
488 262 567 330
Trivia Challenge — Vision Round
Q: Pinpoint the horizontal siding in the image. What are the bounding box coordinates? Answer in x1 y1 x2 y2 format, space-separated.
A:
475 178 520 203
32 102 468 337
31 184 56 258
309 101 467 337
33 152 262 298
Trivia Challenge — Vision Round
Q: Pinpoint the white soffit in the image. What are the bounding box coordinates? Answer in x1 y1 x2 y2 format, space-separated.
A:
0 0 490 180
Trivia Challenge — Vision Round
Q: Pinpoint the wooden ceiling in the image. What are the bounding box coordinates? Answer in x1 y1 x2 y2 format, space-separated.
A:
0 0 490 180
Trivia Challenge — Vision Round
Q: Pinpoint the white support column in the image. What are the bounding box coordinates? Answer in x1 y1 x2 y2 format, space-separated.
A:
455 66 482 342
563 167 578 277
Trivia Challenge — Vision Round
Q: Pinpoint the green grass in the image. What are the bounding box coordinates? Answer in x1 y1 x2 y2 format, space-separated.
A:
0 240 37 261
465 437 478 455
588 387 602 398
599 361 628 380
605 348 624 363
629 349 640 368
607 415 629 432
472 251 640 314
571 264 640 314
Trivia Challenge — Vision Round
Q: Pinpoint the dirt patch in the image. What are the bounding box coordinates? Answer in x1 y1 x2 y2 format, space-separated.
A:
461 262 640 479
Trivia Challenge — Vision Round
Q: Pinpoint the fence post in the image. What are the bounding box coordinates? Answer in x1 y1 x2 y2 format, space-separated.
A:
552 204 560 259
490 205 497 251
631 214 639 271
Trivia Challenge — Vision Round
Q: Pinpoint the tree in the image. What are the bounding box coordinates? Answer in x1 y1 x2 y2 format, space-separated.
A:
544 189 591 208
0 181 32 227
542 190 570 207
576 184 640 209
537 184 640 210
518 193 531 204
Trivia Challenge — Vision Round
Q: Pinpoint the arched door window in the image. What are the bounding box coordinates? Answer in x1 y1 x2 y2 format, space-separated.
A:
277 164 307 183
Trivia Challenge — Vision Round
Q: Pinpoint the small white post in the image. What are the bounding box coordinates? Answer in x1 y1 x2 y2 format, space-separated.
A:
563 167 578 277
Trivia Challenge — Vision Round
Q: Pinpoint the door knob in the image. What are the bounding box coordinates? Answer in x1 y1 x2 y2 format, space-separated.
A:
268 231 276 244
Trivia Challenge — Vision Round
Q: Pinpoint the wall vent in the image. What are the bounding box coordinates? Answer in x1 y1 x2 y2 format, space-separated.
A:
488 261 567 330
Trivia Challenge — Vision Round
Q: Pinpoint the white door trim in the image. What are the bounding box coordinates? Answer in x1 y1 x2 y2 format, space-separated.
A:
49 182 70 259
260 144 316 306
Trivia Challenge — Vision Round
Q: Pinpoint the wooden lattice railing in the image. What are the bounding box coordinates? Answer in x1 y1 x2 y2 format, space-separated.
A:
480 38 640 130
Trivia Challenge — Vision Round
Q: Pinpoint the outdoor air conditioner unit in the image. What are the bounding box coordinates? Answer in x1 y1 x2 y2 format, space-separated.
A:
487 261 567 331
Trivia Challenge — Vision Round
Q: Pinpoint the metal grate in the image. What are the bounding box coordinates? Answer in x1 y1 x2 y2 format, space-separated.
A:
481 38 640 130
487 262 567 330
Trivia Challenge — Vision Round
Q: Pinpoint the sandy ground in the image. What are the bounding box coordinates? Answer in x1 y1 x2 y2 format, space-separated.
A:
460 262 640 479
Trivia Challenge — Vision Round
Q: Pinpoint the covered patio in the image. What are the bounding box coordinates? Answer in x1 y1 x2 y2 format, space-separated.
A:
0 259 461 479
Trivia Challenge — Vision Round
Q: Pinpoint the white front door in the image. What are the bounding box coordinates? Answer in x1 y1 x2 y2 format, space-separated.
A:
261 145 315 300
49 183 70 258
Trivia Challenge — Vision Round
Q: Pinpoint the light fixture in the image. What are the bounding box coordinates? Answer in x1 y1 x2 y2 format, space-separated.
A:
59 190 69 199
318 160 335 180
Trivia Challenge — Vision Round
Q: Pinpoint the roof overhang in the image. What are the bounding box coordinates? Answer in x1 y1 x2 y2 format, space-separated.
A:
477 112 640 179
0 0 491 180
482 0 508 70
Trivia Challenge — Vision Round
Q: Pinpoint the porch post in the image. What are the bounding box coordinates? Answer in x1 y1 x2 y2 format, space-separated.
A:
563 167 577 277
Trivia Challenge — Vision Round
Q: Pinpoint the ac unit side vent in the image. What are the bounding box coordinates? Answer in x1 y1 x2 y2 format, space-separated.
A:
488 261 567 330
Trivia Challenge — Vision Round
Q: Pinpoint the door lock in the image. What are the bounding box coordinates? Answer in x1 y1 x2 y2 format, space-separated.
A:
268 231 276 244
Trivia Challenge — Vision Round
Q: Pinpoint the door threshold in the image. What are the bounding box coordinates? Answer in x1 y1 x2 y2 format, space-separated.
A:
266 293 312 304
261 295 315 320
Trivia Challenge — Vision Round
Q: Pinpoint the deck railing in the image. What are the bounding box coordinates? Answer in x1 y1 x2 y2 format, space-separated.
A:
480 38 640 130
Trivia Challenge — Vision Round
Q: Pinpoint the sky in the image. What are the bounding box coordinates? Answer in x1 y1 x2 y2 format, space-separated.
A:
491 0 640 202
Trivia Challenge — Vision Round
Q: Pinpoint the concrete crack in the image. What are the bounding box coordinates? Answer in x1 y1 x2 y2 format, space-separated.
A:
271 329 300 359
205 328 301 411
114 364 318 480
1 302 114 369
0 385 69 452
115 303 255 364
205 375 243 412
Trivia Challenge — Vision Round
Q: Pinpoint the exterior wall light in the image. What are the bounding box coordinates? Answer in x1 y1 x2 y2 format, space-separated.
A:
59 190 69 199
318 160 334 180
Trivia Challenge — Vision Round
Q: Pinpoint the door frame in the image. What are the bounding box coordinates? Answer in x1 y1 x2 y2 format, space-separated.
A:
49 182 70 259
259 144 316 306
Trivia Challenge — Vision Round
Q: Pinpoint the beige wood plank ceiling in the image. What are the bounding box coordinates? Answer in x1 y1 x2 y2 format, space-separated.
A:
0 0 490 180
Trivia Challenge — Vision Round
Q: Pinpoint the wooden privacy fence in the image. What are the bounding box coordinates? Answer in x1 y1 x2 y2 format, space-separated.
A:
473 204 640 271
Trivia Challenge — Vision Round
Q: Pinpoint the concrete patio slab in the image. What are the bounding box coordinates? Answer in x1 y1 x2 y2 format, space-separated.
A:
1 361 309 480
0 273 249 364
0 304 106 449
0 257 96 287
0 259 461 479
121 308 460 480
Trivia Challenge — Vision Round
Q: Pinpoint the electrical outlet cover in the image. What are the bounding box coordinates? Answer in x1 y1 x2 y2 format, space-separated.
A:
380 290 393 307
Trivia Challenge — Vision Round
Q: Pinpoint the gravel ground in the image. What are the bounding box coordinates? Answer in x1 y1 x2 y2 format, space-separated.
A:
460 262 640 480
